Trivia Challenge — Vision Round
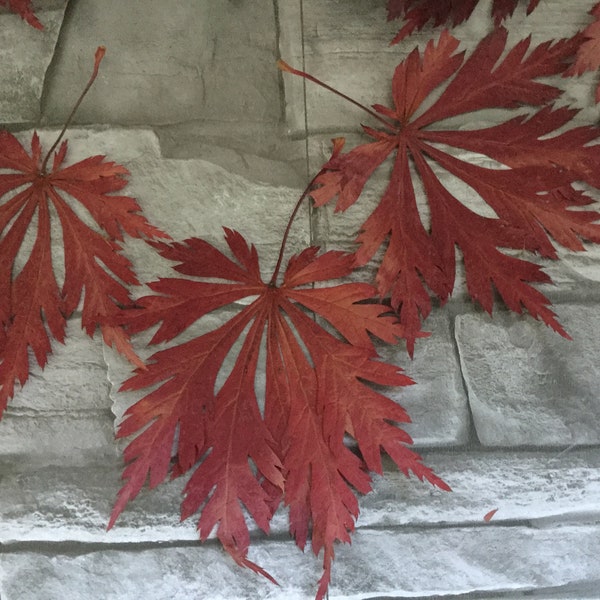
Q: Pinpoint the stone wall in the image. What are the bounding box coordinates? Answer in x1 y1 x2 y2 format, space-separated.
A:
1 1 600 598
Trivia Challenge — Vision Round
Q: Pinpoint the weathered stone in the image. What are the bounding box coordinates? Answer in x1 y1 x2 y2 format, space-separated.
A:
361 448 600 529
1 523 600 599
7 317 110 413
42 0 281 130
155 131 307 188
3 449 600 543
0 1 67 124
0 412 114 462
153 119 309 186
329 524 600 598
456 305 600 446
378 311 470 447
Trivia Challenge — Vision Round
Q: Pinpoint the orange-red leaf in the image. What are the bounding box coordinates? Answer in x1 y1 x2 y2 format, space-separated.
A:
302 29 598 353
484 508 499 522
0 132 167 414
111 230 447 598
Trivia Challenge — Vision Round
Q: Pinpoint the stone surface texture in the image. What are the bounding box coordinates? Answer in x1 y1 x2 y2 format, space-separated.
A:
0 0 67 123
1 1 600 599
456 306 600 446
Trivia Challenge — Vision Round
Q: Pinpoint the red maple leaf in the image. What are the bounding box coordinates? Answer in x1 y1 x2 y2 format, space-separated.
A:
0 48 168 414
109 228 448 599
280 28 600 355
565 2 600 102
387 0 540 44
0 0 43 30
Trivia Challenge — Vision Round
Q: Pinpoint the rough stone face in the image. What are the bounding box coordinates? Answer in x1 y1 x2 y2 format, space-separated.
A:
3 449 600 543
0 412 115 462
1 523 599 600
42 0 281 128
122 153 309 283
7 318 110 413
0 1 67 124
456 305 600 446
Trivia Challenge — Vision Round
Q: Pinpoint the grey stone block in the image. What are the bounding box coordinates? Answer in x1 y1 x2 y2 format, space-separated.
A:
42 0 281 129
7 317 110 413
0 411 115 462
0 461 194 544
362 448 600 529
154 125 308 188
0 1 67 124
1 523 600 599
456 305 600 446
122 153 309 284
329 524 600 598
3 449 600 543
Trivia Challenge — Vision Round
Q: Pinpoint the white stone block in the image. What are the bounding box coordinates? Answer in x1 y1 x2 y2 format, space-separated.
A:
456 305 600 445
3 449 600 543
1 523 599 599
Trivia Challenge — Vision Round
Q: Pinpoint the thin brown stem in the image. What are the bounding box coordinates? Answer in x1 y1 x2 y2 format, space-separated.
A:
277 59 397 131
41 46 106 174
269 171 323 287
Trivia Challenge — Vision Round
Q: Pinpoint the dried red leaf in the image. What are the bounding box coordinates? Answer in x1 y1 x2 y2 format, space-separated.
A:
292 29 600 354
0 0 43 30
0 131 168 414
387 0 540 44
110 230 448 598
565 2 600 102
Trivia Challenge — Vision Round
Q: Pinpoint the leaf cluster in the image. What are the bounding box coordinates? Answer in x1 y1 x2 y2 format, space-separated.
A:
3 3 600 599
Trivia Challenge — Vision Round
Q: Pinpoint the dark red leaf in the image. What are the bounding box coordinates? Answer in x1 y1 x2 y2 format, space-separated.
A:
387 0 540 44
0 131 168 414
111 230 448 598
291 29 597 353
565 2 600 102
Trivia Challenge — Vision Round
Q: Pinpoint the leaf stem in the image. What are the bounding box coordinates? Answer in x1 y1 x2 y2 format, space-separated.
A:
269 170 323 286
277 59 397 131
41 46 106 174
